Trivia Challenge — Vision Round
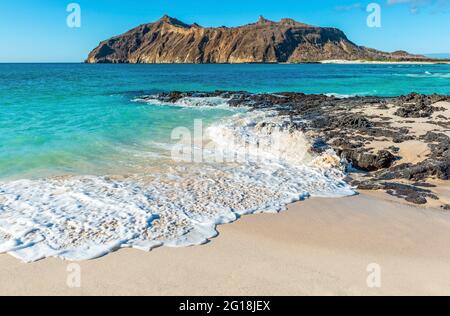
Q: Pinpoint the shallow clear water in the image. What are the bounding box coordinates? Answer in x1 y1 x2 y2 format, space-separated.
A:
0 63 449 261
1 63 450 180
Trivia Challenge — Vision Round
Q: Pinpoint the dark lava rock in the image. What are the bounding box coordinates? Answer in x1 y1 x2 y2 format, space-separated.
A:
422 131 449 143
377 160 449 181
350 180 382 190
331 138 362 149
393 93 450 107
156 91 187 103
142 90 449 204
339 149 397 171
441 204 450 211
310 139 330 154
331 114 373 129
383 182 438 205
394 104 434 118
388 146 400 153
361 126 413 143
351 180 438 205
421 132 450 160
412 182 436 188
393 93 450 118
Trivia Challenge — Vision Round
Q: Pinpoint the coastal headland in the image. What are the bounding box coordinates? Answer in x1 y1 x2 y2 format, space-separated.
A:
86 16 438 64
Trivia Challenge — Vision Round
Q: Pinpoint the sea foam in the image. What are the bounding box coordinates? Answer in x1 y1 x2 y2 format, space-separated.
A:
133 96 233 109
405 73 450 78
0 97 354 262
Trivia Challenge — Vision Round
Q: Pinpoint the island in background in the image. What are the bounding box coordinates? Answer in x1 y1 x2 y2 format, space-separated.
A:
86 15 447 64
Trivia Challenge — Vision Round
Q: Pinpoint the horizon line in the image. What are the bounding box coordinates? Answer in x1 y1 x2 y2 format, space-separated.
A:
2 53 450 64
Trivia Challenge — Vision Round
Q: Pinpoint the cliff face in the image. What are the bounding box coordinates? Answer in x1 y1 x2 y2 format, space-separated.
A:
86 15 425 64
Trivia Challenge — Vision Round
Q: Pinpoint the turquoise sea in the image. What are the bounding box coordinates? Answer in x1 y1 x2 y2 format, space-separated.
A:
0 63 449 261
1 63 450 180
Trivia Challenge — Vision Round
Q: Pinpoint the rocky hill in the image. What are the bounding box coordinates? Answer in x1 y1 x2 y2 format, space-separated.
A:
86 15 427 64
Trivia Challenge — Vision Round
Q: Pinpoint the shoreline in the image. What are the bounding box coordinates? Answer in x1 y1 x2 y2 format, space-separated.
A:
3 61 450 67
0 89 448 295
1 190 450 296
319 59 450 65
147 91 449 207
1 91 448 262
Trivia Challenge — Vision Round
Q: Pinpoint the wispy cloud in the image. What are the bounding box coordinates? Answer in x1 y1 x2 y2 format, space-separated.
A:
387 0 450 14
335 3 363 11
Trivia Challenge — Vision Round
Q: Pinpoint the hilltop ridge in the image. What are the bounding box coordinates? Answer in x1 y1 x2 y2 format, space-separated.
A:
86 15 428 64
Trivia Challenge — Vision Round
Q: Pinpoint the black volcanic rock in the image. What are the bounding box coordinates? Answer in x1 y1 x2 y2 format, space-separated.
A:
393 93 450 118
86 15 428 64
137 90 449 205
337 149 397 171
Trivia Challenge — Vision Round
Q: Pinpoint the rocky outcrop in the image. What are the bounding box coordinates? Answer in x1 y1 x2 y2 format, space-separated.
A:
393 93 450 118
136 91 449 205
86 15 428 64
338 149 397 172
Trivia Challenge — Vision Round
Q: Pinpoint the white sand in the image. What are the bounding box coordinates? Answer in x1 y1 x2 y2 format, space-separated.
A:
1 191 450 296
351 101 449 166
319 59 449 65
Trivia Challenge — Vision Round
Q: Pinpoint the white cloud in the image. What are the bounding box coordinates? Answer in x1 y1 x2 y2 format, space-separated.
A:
387 0 449 13
335 3 363 11
388 0 415 4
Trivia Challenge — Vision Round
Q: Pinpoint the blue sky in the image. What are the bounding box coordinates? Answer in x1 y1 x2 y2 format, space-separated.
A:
0 0 449 62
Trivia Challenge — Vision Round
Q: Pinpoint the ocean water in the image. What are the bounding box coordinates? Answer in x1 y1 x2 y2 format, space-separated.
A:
0 63 449 261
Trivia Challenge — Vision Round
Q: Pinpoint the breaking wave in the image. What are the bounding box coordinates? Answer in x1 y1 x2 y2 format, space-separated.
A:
405 72 450 78
132 96 234 109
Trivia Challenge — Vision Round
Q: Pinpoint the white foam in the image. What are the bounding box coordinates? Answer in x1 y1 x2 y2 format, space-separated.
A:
325 92 375 98
133 96 234 109
205 110 314 165
0 104 354 262
325 93 354 98
405 73 450 78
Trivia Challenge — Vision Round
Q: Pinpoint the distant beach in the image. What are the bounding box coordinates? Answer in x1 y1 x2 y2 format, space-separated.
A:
319 59 450 65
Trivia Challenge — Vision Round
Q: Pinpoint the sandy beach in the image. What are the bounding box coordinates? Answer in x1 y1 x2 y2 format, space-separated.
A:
1 188 450 296
2 1 450 299
0 89 448 296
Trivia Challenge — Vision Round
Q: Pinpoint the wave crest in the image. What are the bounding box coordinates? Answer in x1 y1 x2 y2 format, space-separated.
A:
133 96 233 109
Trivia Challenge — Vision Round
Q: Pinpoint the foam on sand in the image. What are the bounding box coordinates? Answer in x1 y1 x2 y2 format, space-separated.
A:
0 99 354 262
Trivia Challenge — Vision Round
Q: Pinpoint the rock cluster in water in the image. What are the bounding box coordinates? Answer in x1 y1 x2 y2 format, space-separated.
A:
143 91 450 206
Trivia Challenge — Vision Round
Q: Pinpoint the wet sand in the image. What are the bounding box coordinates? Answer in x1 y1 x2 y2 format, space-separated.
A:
1 190 450 296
